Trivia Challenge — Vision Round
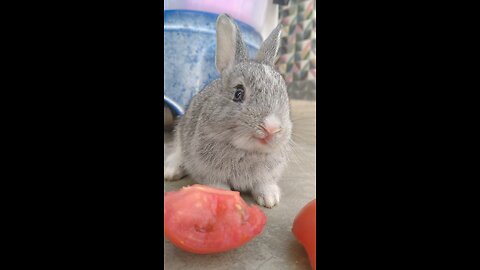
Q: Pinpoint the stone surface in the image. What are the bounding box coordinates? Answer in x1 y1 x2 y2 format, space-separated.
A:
164 100 316 270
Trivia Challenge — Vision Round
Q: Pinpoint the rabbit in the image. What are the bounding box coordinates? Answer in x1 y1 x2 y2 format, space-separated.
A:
164 14 292 208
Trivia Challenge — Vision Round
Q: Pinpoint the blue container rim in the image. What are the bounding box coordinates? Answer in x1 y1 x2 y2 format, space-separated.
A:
164 9 260 35
164 95 184 116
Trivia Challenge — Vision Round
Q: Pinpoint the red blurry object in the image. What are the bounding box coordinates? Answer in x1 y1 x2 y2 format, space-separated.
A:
292 199 316 269
164 185 267 254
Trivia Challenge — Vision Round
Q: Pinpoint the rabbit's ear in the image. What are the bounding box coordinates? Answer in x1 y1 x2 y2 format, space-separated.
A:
215 14 248 73
255 24 283 66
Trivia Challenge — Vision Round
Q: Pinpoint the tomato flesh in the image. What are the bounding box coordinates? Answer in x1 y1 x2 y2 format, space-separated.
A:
292 199 316 270
164 185 267 254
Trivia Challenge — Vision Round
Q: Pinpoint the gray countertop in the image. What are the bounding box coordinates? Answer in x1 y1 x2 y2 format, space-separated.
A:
164 100 316 270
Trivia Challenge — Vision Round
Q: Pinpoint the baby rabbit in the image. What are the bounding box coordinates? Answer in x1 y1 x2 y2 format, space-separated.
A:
165 14 292 208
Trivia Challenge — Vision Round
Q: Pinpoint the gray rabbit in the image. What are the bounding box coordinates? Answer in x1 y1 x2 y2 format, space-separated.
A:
165 14 292 208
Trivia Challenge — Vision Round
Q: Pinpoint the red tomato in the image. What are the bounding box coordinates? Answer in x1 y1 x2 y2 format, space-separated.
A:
164 185 267 254
292 199 316 270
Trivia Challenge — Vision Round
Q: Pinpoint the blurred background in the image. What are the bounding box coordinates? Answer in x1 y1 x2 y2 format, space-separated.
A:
277 0 316 100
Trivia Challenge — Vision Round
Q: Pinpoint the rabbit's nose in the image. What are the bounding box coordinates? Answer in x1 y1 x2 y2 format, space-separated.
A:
263 114 282 134
261 125 281 138
257 126 281 145
257 114 282 144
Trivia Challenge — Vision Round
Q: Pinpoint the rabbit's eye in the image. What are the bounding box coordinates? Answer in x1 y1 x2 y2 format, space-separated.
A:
233 85 245 102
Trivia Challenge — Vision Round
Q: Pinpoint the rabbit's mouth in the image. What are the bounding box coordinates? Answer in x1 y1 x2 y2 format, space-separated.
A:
254 126 282 145
234 133 284 153
252 135 282 153
254 134 277 146
258 138 269 145
231 121 287 153
231 133 277 153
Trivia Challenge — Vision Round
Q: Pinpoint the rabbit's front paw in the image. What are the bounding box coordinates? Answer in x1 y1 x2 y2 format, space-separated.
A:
164 146 185 181
164 165 185 181
252 183 281 208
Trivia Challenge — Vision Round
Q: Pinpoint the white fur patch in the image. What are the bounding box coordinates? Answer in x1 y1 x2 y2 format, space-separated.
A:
264 114 281 130
164 144 184 181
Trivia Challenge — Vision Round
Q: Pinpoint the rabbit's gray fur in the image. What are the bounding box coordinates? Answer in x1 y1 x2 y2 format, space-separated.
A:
165 14 292 208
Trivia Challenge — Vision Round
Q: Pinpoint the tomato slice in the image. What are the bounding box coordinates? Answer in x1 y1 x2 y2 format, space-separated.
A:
164 185 267 254
292 199 316 270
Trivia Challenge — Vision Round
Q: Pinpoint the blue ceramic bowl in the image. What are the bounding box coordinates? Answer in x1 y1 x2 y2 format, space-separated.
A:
164 10 263 116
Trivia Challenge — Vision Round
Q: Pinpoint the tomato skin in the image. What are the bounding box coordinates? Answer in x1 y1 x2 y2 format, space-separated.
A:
164 185 267 254
292 199 316 270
